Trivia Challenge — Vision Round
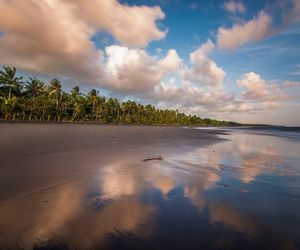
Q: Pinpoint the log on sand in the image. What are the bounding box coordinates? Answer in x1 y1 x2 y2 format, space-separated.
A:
143 156 164 162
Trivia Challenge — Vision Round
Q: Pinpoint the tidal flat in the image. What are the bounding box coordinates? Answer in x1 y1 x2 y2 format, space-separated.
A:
0 124 299 249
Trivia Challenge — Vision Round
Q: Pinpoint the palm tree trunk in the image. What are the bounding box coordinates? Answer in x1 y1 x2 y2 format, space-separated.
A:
8 83 12 100
42 102 46 121
56 96 61 122
92 100 96 122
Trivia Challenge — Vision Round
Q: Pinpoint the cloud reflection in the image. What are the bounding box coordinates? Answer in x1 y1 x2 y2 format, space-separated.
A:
0 131 299 248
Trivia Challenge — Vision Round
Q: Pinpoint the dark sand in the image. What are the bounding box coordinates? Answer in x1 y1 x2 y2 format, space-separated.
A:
0 124 224 202
0 124 300 249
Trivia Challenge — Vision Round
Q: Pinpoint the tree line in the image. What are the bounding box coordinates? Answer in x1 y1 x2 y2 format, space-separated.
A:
0 66 237 126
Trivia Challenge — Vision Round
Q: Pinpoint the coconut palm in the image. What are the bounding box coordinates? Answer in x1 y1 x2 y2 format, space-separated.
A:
25 77 44 97
25 77 45 120
88 89 99 121
48 79 62 121
0 66 23 100
70 86 82 120
73 96 88 121
0 96 18 120
71 86 80 98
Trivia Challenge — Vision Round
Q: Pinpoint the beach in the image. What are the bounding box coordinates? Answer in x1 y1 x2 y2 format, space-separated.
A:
0 124 299 249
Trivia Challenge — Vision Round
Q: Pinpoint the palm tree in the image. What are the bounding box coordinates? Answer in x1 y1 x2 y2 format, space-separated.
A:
70 86 82 121
88 89 99 121
73 96 88 121
71 86 80 98
0 66 23 100
0 96 18 120
0 66 234 126
94 96 106 123
48 79 62 121
26 77 44 97
25 77 45 120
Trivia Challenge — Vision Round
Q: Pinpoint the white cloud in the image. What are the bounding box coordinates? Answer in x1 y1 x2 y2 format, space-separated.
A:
0 0 100 79
67 0 166 47
223 1 246 13
100 41 248 117
102 46 181 94
217 0 300 51
158 49 182 73
217 11 273 50
183 40 226 86
151 79 257 116
0 0 165 79
237 72 286 107
104 46 161 94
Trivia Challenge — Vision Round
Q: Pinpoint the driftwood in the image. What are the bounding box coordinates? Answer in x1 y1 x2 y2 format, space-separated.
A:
143 156 163 162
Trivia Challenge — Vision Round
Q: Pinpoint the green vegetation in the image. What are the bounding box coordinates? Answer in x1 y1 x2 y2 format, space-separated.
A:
0 66 237 126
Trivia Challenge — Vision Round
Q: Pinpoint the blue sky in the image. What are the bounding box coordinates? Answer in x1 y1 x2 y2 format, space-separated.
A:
0 0 300 125
119 0 300 82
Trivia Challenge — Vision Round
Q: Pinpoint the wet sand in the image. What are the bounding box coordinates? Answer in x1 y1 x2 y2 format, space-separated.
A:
0 123 224 202
0 124 300 249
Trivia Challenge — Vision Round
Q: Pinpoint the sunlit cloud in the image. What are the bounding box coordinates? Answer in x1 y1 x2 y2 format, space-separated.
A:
217 11 273 50
183 39 226 86
217 0 300 50
237 72 287 107
0 0 165 78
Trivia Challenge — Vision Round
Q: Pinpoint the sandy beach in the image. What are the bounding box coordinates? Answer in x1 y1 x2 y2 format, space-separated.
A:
1 0 300 248
0 124 299 249
0 123 224 202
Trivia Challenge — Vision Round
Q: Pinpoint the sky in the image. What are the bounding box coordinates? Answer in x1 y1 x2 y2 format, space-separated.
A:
0 0 300 125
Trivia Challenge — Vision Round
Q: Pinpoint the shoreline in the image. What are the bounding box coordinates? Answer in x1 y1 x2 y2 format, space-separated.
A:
3 119 297 129
0 119 233 128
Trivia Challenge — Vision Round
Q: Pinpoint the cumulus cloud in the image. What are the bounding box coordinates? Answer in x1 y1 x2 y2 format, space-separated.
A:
237 72 286 107
223 1 246 13
0 0 99 78
158 49 182 73
153 81 221 108
217 0 300 50
151 78 260 116
152 70 291 117
65 0 166 47
217 11 273 50
0 0 165 79
101 40 224 98
102 46 181 94
183 40 226 86
99 43 268 116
